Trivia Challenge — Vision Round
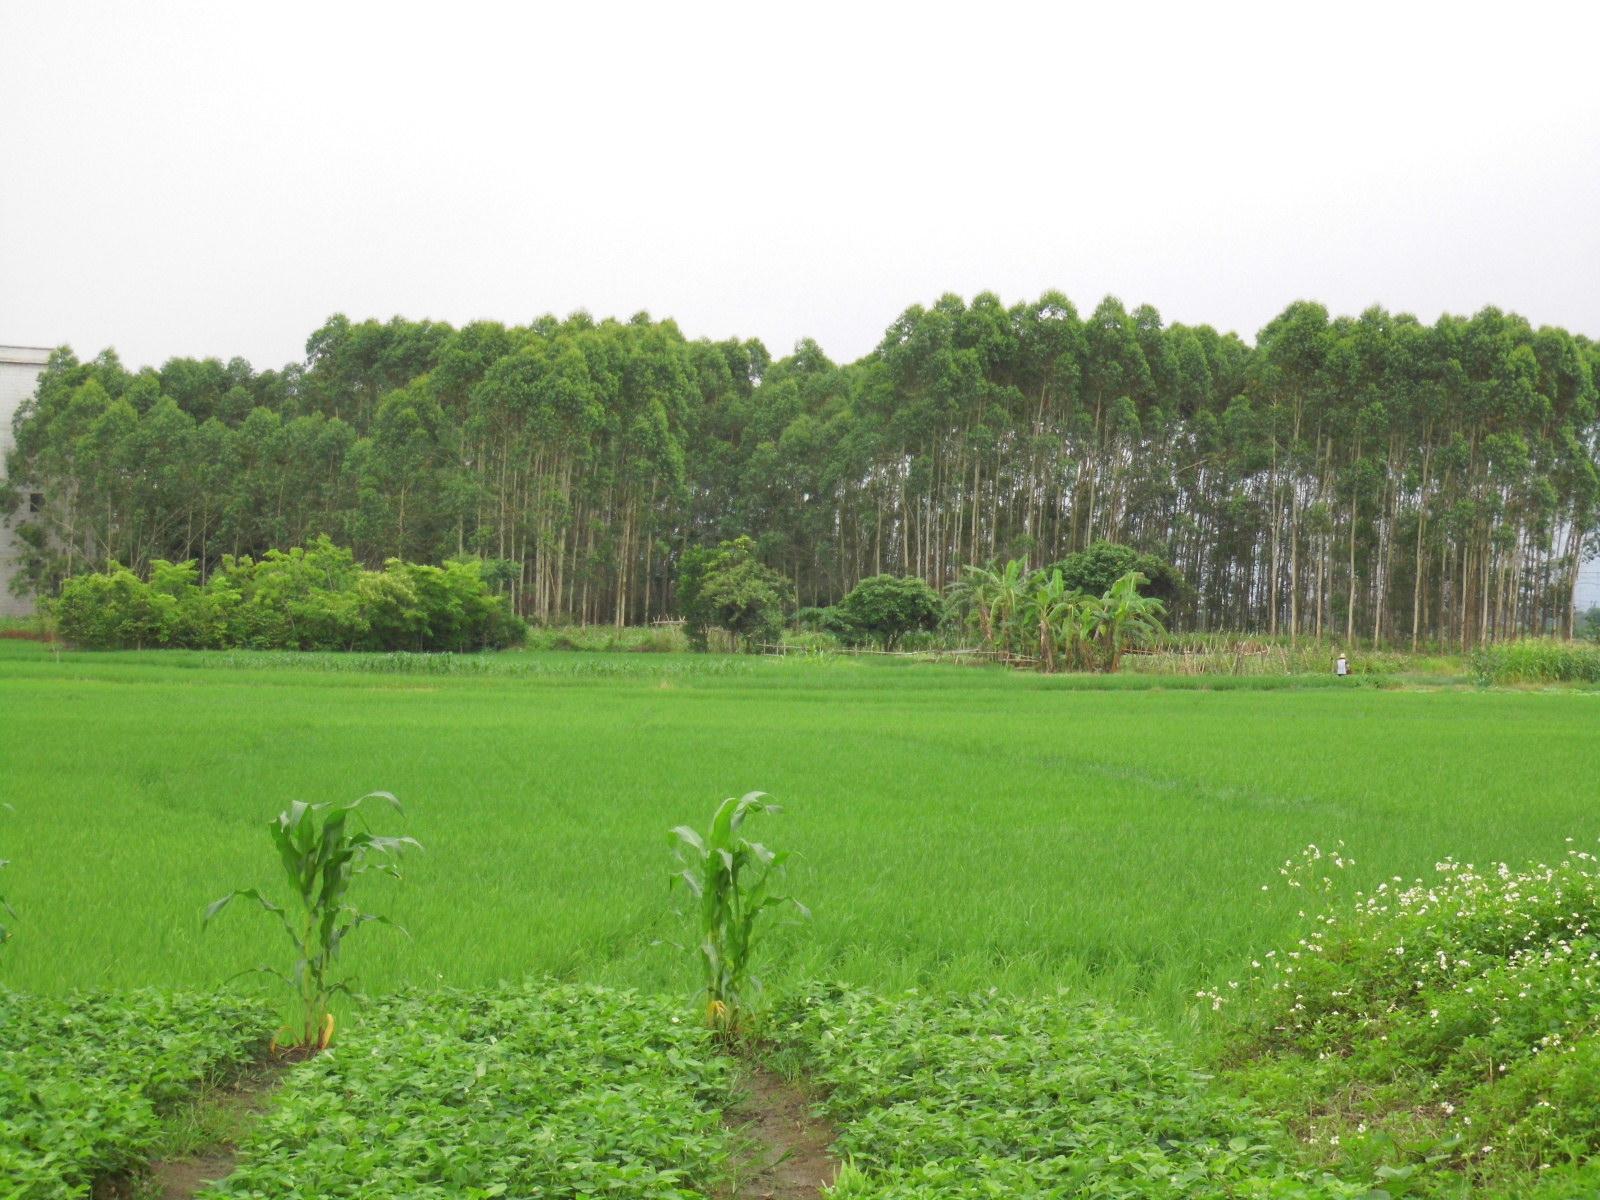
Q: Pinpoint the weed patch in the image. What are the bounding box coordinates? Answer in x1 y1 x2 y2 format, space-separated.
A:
1215 844 1600 1196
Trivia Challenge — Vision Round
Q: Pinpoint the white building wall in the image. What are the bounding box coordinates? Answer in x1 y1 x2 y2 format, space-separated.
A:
0 345 52 617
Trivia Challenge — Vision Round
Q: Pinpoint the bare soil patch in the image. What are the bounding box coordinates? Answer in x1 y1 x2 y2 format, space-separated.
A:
722 1065 838 1199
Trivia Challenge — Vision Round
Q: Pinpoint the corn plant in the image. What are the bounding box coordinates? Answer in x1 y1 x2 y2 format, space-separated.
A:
205 791 419 1051
669 791 807 1038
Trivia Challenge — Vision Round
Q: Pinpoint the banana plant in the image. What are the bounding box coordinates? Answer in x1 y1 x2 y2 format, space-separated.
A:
206 791 420 1051
1020 569 1087 673
1082 570 1167 671
669 792 807 1039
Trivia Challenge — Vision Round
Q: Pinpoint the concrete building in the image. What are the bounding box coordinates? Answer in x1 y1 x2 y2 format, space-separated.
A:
0 345 52 617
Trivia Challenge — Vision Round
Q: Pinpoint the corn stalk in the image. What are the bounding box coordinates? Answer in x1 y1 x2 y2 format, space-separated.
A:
205 791 419 1050
669 792 807 1039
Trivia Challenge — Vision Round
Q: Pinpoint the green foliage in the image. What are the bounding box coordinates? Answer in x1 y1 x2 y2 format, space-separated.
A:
771 984 1366 1199
961 559 1166 671
522 622 689 653
791 604 859 641
52 536 525 652
1051 540 1188 608
668 792 807 1037
1469 638 1600 685
1215 843 1600 1196
204 984 732 1199
836 574 944 649
1580 606 1600 644
0 987 270 1198
205 792 420 1049
9 301 1598 648
1082 569 1169 671
676 536 792 652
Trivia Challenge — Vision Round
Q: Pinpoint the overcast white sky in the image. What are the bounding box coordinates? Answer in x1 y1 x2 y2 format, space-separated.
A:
3 1 1598 373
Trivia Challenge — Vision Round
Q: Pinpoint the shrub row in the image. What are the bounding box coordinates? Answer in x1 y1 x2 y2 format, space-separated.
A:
53 537 525 652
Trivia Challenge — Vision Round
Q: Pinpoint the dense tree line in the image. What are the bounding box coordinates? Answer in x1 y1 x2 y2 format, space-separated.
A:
5 296 1597 644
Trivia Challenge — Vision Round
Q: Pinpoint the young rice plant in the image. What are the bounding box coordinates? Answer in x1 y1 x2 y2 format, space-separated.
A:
0 803 12 948
205 791 419 1051
669 791 807 1038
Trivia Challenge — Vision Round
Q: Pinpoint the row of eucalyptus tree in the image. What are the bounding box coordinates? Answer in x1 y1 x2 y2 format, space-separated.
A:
5 295 1596 643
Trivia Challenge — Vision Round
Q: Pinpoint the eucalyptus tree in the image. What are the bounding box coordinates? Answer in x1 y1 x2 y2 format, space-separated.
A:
7 296 1596 641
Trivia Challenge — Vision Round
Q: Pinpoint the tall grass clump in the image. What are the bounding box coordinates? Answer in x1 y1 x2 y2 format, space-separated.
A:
0 839 10 948
206 792 420 1051
1213 841 1600 1196
523 623 690 653
668 792 807 1039
1469 638 1600 686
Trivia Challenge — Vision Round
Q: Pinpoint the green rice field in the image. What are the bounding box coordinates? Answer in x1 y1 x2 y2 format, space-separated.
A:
3 638 1595 1036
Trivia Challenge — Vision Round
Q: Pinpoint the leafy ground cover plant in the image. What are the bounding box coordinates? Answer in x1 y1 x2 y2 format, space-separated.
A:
0 988 271 1198
768 984 1366 1198
202 983 733 1199
669 792 808 1038
1212 842 1600 1197
206 792 419 1051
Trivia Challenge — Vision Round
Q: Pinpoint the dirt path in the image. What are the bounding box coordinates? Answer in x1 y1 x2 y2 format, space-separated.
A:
722 1065 839 1199
144 1065 284 1199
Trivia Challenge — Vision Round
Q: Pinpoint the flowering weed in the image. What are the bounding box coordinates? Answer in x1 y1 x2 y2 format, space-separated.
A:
1214 842 1600 1196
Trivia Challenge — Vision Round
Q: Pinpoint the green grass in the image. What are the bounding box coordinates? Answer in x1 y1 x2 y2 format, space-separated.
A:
3 638 1598 1042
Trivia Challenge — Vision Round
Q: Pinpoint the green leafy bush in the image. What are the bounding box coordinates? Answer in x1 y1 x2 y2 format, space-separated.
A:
1468 639 1600 685
52 536 525 652
1049 540 1189 608
204 984 732 1199
677 536 792 651
0 988 271 1198
791 605 859 642
770 984 1364 1198
1581 606 1600 644
836 574 944 649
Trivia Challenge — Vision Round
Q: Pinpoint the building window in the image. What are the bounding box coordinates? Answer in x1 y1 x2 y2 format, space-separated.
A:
28 492 43 514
